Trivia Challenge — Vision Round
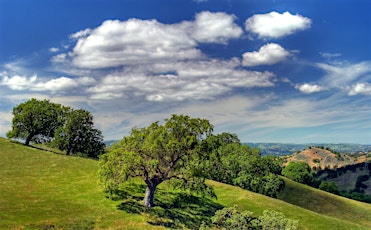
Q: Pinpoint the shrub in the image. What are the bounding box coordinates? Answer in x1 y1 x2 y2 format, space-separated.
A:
258 210 299 230
319 181 339 195
204 206 298 230
211 205 254 229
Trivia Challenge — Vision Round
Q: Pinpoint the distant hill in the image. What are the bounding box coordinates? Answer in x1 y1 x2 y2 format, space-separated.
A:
282 146 371 199
1 138 371 229
104 140 118 147
282 147 369 170
245 142 371 156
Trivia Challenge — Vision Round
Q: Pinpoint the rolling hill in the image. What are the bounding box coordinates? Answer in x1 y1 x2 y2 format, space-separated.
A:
282 147 369 170
1 138 371 229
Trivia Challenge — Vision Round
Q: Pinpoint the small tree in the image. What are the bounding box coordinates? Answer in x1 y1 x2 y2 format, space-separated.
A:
7 98 68 145
258 210 299 230
205 206 298 230
99 114 214 207
319 181 339 195
282 161 313 185
53 109 105 158
211 205 254 229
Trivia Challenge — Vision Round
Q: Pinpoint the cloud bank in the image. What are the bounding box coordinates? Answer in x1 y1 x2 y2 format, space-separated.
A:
49 11 277 102
0 73 96 92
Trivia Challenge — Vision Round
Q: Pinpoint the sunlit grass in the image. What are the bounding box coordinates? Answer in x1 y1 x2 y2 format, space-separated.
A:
278 177 371 228
0 138 160 229
209 180 371 230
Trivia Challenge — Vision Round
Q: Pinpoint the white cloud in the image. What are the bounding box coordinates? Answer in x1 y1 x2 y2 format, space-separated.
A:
68 19 201 68
0 73 96 92
245 11 311 38
295 83 325 94
191 11 243 44
317 61 371 88
242 43 290 66
56 11 243 69
87 59 275 101
348 82 371 96
0 74 38 90
69 28 92 39
319 52 342 59
49 47 60 53
51 53 68 63
39 76 96 92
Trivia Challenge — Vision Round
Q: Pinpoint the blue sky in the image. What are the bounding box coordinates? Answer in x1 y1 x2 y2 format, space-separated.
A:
0 0 370 144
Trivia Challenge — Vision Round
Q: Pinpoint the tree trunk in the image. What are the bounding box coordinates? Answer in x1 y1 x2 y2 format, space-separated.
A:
143 182 157 207
25 134 33 146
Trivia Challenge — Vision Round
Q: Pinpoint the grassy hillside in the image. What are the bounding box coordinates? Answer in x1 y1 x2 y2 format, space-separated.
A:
277 177 371 228
0 138 155 230
1 138 371 229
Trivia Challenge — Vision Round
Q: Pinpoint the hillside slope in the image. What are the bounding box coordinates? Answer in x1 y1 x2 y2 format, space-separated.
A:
1 138 371 229
283 147 368 170
277 177 371 228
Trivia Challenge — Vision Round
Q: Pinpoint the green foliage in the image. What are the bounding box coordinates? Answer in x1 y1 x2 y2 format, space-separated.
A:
99 114 214 207
341 191 371 203
203 133 284 197
210 205 255 229
319 181 339 195
258 210 299 230
7 98 68 145
7 98 105 158
206 206 298 230
282 161 313 185
52 109 105 158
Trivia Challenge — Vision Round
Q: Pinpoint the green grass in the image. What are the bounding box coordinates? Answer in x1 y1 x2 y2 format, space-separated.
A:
1 137 371 229
277 177 371 228
0 138 159 230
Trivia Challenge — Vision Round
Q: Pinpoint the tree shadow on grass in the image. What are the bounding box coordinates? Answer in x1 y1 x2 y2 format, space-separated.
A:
117 187 223 229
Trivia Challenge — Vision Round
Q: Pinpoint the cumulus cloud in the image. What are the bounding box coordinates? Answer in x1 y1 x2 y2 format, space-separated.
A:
191 11 243 43
46 11 273 102
295 83 325 94
69 19 201 68
57 11 243 69
348 82 371 96
0 74 38 90
0 73 95 92
242 43 290 66
245 11 311 38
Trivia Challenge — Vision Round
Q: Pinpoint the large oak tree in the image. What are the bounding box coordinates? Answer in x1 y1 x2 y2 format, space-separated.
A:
52 109 105 158
7 99 105 158
7 98 68 145
99 114 214 207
